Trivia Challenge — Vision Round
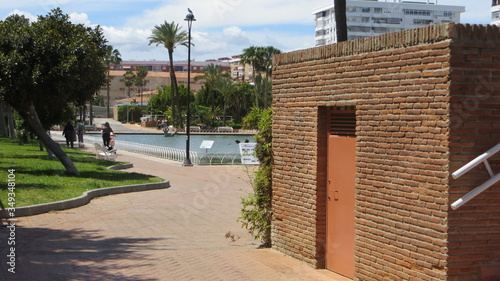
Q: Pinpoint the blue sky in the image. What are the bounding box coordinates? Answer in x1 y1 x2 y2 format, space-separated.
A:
0 0 492 62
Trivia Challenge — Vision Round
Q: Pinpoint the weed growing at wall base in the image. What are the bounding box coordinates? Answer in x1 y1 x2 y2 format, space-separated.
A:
239 108 272 247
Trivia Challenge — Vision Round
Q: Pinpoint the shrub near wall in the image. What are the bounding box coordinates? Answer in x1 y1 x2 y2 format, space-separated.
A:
272 23 500 281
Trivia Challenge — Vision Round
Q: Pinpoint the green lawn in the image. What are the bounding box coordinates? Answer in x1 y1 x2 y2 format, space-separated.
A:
0 138 163 207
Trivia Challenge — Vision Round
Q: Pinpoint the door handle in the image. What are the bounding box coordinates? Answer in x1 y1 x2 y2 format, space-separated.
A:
334 191 339 201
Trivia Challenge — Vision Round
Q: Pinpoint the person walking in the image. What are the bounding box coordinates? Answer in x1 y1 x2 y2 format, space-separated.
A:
76 119 85 147
101 122 114 149
62 121 75 148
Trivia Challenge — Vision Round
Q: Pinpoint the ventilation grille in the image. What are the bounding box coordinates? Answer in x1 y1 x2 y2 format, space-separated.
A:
329 110 356 136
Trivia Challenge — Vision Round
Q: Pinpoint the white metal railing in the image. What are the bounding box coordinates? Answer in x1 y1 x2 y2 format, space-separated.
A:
451 143 500 210
84 135 199 165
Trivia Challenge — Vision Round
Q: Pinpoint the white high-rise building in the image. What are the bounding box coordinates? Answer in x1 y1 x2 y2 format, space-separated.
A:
492 0 500 25
313 0 465 46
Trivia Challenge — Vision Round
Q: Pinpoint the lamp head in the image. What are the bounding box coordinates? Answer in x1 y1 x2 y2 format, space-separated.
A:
184 8 196 22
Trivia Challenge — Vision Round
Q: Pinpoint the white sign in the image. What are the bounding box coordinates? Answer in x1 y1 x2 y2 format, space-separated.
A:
239 143 259 165
200 140 214 149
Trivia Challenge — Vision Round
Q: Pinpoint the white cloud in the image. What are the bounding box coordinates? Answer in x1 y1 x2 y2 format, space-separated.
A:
222 26 250 45
126 0 325 30
5 9 37 22
69 12 91 25
101 25 151 52
1 0 493 62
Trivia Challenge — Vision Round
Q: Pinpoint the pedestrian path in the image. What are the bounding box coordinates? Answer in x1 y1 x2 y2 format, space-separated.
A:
0 138 350 280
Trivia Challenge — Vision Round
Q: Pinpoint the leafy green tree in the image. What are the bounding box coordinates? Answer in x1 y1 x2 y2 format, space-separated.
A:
0 9 108 176
117 105 142 123
147 85 172 117
148 21 189 128
104 45 122 118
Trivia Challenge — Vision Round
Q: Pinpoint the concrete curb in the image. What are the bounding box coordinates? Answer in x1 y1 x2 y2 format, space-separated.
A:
108 163 134 170
3 180 170 218
1 161 169 217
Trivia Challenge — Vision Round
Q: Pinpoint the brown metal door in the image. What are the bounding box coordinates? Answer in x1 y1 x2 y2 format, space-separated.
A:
326 110 355 278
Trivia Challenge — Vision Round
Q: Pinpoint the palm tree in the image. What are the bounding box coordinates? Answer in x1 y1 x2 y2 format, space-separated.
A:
134 66 148 106
214 77 237 126
148 21 189 128
240 46 281 108
260 46 281 78
254 75 273 109
195 64 230 113
123 70 136 98
240 46 260 82
104 45 122 118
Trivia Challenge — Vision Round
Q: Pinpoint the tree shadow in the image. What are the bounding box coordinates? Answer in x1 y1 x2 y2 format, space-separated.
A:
0 226 171 280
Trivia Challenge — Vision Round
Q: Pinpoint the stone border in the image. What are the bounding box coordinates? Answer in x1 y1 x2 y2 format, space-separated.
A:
1 162 169 217
3 180 170 217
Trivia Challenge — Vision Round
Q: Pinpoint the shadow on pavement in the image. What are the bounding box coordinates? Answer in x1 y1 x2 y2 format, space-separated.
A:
0 226 168 280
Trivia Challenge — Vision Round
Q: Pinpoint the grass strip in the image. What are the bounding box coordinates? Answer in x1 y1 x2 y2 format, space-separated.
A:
0 138 163 207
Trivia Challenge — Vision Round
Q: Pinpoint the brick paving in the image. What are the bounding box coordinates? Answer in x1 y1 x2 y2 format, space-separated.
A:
0 146 349 281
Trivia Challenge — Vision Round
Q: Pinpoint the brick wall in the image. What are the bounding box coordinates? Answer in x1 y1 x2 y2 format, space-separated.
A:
272 23 500 280
448 24 500 281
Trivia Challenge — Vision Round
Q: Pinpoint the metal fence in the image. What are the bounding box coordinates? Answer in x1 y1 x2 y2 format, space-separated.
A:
83 135 246 165
84 135 199 164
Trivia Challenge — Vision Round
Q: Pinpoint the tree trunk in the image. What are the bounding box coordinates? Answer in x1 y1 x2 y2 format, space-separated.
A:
252 63 259 108
89 102 93 125
21 102 80 176
223 105 227 126
168 51 178 127
6 104 16 139
334 0 348 42
0 101 8 137
168 51 183 128
107 69 111 118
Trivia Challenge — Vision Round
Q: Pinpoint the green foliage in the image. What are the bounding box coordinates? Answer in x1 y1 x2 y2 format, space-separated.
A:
117 105 143 123
0 8 107 127
92 95 105 106
239 108 273 247
123 70 136 97
147 85 172 115
240 46 281 108
147 84 194 125
242 106 264 130
0 137 162 207
192 105 221 127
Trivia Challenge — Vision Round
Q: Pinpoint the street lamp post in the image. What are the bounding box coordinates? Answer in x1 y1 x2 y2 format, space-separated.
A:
183 8 195 166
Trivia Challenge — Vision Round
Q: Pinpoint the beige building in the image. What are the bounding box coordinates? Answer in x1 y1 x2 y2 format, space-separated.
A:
229 55 254 82
99 70 206 107
100 59 236 107
100 58 258 108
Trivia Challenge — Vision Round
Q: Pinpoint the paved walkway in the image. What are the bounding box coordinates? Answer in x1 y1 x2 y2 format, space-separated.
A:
0 122 351 280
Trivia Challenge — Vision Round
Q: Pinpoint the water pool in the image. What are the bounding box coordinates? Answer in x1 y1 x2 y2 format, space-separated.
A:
111 134 255 154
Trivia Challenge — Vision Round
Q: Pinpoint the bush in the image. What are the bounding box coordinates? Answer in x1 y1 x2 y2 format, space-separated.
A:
239 108 272 247
117 105 143 123
241 106 264 130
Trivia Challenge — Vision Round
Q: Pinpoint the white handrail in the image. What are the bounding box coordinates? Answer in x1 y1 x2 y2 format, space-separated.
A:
452 143 500 179
451 142 500 210
451 172 500 210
